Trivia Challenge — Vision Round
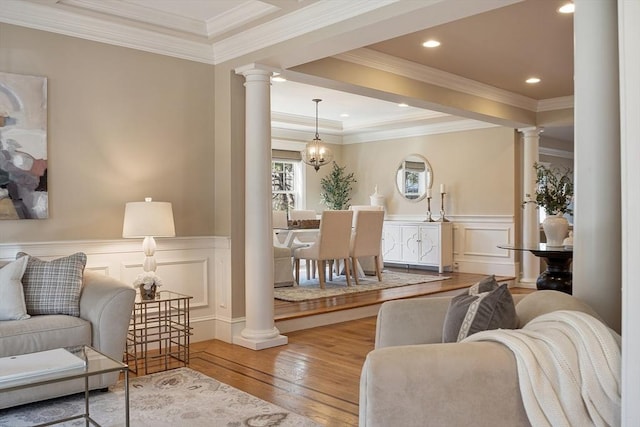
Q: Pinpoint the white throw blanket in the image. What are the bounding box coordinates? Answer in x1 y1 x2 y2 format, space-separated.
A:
463 310 621 427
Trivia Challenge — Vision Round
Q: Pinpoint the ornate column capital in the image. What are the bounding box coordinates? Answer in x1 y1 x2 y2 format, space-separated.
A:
517 126 544 138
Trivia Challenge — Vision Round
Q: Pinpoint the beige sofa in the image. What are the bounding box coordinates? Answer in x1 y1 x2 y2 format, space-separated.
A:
0 268 135 409
359 290 603 427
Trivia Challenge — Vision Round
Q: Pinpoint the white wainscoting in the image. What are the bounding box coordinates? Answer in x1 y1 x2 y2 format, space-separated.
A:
0 237 233 344
450 215 517 277
385 214 517 277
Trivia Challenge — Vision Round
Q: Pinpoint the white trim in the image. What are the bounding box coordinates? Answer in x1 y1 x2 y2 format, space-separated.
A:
619 0 640 423
539 147 574 159
537 96 574 112
0 0 216 64
335 48 539 111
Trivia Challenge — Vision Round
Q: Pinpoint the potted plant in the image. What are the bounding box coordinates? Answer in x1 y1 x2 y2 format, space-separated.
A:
524 163 574 246
320 162 357 210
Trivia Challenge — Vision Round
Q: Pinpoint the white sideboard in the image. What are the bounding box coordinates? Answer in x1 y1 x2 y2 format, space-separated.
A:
382 221 453 273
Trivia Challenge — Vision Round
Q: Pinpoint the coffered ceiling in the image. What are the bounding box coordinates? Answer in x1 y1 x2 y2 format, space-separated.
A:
0 0 574 142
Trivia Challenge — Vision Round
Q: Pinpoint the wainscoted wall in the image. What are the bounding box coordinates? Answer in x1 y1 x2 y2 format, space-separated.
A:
0 237 237 344
384 214 517 277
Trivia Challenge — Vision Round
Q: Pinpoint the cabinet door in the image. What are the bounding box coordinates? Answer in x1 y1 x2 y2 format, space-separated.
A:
401 226 421 263
418 225 440 265
382 224 402 262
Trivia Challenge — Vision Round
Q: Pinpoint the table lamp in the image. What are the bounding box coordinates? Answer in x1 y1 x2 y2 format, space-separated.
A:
122 197 175 272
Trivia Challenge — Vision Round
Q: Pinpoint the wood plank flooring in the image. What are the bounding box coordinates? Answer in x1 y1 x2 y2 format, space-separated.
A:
187 270 534 426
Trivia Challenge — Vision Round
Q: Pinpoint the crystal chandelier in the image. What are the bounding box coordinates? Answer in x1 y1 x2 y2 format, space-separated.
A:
301 99 333 172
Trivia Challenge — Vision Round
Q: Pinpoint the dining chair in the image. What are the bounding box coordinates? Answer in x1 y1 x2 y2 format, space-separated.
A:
293 210 354 289
272 210 289 245
349 209 385 285
349 205 385 275
289 209 318 279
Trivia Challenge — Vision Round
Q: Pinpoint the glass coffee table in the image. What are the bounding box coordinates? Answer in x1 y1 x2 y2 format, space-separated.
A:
0 346 129 426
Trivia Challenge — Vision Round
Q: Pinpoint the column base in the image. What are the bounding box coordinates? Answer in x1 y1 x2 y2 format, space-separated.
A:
233 334 288 350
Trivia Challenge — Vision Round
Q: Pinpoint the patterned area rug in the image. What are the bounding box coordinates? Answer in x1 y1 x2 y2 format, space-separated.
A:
0 368 320 427
275 270 450 302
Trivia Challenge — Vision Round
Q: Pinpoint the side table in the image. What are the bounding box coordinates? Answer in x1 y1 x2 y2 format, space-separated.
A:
125 291 193 375
497 243 573 294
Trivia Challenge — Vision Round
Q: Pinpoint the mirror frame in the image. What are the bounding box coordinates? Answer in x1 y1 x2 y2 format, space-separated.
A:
395 153 433 202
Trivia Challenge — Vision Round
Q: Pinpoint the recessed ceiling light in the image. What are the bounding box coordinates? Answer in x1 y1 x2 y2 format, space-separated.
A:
340 113 350 118
526 77 541 84
271 76 287 83
422 40 441 48
398 103 409 108
558 3 574 13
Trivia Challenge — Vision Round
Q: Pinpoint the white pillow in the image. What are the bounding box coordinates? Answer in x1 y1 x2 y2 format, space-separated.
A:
0 257 30 321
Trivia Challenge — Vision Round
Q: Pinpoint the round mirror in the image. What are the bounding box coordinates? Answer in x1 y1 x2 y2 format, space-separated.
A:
395 154 433 202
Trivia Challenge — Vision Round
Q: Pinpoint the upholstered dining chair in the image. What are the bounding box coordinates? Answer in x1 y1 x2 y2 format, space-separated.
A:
293 210 354 289
272 210 289 245
349 205 385 275
349 209 385 285
289 209 318 279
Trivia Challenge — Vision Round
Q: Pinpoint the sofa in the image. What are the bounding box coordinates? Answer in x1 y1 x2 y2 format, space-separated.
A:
0 257 135 409
359 290 607 427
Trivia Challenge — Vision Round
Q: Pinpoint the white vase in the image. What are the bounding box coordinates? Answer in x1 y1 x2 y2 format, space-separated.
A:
542 213 569 247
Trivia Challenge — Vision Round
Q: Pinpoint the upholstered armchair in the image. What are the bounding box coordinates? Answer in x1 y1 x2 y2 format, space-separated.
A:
359 291 607 427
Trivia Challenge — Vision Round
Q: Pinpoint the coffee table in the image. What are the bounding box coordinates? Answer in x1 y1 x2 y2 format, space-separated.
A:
0 346 129 426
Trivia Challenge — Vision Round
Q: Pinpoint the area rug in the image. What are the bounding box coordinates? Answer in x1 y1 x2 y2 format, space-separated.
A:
0 368 320 427
275 270 450 302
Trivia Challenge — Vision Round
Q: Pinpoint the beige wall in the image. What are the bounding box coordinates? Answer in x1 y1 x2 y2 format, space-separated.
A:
0 24 215 242
340 127 517 217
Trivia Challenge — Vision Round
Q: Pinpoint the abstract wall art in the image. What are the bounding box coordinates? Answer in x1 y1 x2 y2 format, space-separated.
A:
0 71 48 220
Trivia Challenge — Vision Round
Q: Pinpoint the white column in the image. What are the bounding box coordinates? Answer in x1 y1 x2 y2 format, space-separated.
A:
518 127 542 284
234 64 287 350
619 0 640 423
573 0 621 331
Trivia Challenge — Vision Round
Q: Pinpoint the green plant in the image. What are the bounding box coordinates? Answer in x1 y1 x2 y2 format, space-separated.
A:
524 163 574 215
320 162 357 210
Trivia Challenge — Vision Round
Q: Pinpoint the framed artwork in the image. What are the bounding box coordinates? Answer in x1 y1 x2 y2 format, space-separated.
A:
0 71 48 220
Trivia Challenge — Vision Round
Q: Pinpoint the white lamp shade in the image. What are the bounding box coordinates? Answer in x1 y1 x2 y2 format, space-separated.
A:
122 199 175 238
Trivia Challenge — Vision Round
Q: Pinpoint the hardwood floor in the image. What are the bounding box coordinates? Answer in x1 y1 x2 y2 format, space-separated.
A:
187 270 534 426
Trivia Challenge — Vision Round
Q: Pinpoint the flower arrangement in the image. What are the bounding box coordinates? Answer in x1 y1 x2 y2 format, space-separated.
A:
524 163 574 215
133 271 163 291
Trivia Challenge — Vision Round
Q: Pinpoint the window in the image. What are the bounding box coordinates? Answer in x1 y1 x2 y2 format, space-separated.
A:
272 159 303 211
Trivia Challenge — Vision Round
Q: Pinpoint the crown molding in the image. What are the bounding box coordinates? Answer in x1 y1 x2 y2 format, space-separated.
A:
206 2 279 39
537 96 574 112
0 0 215 63
335 48 540 112
342 119 499 144
539 147 574 159
271 112 343 133
60 0 207 36
212 0 396 64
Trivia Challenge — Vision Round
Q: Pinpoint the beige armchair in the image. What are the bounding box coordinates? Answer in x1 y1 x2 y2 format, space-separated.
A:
359 291 603 427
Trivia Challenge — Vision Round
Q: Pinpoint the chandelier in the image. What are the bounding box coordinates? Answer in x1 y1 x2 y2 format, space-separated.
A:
301 98 333 172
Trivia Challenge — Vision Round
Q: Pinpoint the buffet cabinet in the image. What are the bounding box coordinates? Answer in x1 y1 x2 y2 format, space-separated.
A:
382 221 454 273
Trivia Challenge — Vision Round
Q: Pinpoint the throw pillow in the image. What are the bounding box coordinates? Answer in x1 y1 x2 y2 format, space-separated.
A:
442 278 517 343
0 257 30 321
17 252 87 317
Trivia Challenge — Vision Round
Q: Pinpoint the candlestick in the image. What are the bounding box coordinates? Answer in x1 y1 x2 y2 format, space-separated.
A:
425 196 433 222
426 188 432 198
439 191 449 222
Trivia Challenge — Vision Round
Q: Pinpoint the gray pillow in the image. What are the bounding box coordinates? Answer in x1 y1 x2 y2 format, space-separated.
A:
442 279 517 343
17 252 87 317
